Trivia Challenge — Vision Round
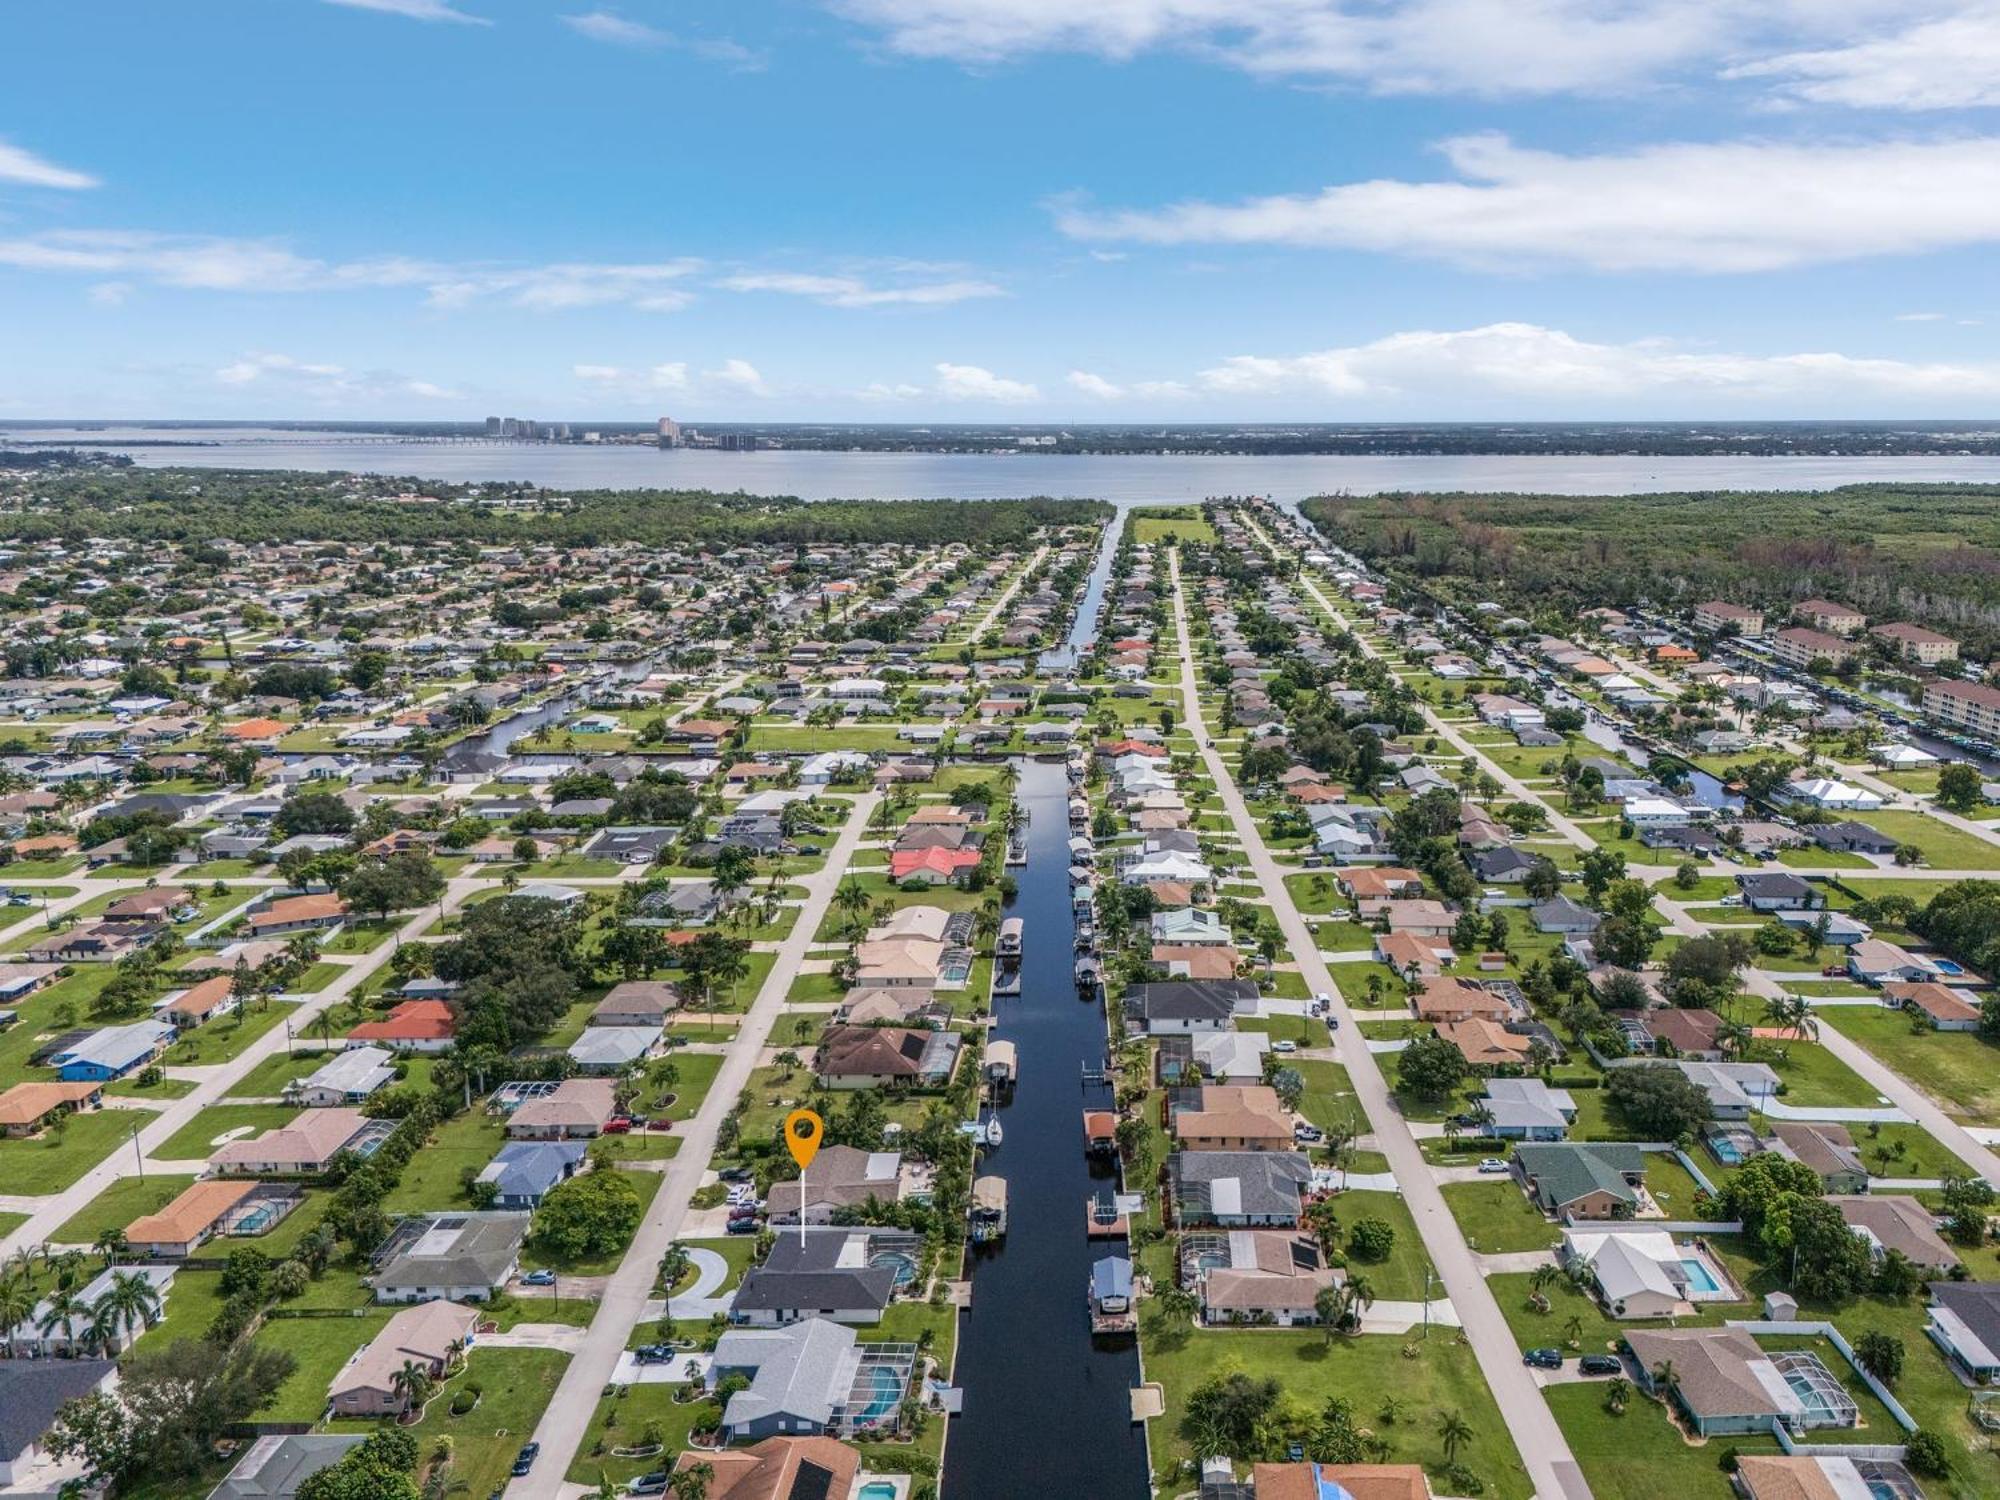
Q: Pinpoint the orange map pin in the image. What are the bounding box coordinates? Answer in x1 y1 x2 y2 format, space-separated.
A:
784 1109 824 1171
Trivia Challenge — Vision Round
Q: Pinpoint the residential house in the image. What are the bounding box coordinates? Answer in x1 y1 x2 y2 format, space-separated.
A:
1927 1279 2000 1382
327 1300 481 1418
1167 1151 1314 1228
0 1080 102 1137
1513 1142 1646 1220
347 999 456 1052
1481 1078 1577 1141
287 1046 397 1106
591 980 681 1028
506 1078 618 1139
207 1436 370 1500
732 1226 923 1327
369 1212 529 1304
766 1145 907 1225
48 1020 174 1081
1171 1085 1295 1152
1123 980 1256 1034
1626 1327 1855 1437
476 1141 587 1208
125 1178 260 1257
1770 1123 1869 1193
672 1439 859 1500
1833 1196 1958 1272
211 1107 372 1175
708 1317 907 1442
813 1026 960 1089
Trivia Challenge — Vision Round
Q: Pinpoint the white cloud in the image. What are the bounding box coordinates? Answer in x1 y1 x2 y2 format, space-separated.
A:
858 381 927 401
1185 322 2000 404
213 352 459 401
573 362 692 392
0 139 98 190
1067 370 1123 398
321 0 490 23
717 271 1003 307
935 362 1040 403
561 10 764 67
87 282 132 307
708 359 770 397
1727 5 2000 109
1056 133 2000 274
0 230 702 310
830 0 1937 97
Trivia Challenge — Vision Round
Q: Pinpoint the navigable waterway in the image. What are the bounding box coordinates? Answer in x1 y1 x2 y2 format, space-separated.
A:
21 427 2000 501
948 755 1149 1500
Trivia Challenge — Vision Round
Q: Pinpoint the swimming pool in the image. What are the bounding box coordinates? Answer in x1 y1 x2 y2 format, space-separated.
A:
1680 1258 1722 1294
858 1485 899 1500
1933 959 1966 976
869 1250 919 1288
853 1365 904 1423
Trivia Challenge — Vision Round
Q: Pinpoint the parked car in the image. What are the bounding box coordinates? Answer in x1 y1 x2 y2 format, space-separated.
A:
717 1167 753 1183
634 1345 675 1364
520 1269 557 1287
1523 1348 1563 1369
1294 1123 1325 1144
1272 1039 1297 1054
602 1117 633 1134
725 1217 759 1235
511 1444 540 1477
1478 1158 1509 1174
1578 1355 1623 1376
628 1474 668 1496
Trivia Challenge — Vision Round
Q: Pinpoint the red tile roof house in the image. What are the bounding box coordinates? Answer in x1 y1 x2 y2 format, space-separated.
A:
246 893 349 939
889 847 982 886
347 999 456 1053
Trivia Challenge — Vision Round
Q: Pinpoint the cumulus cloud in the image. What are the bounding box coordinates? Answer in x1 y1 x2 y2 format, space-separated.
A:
0 139 98 190
0 230 702 310
717 271 1003 307
321 0 490 23
1056 133 2000 274
561 11 764 67
1727 5 2000 109
708 359 770 397
1067 370 1124 398
935 362 1040 403
1185 322 2000 404
213 352 460 401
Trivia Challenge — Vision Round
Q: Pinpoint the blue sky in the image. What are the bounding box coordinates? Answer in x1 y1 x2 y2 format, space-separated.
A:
5 0 2000 419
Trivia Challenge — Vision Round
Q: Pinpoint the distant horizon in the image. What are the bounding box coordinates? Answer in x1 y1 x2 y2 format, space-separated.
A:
8 417 2000 431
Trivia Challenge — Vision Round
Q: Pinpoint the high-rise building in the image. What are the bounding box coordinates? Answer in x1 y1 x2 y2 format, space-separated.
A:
483 416 502 437
656 417 682 447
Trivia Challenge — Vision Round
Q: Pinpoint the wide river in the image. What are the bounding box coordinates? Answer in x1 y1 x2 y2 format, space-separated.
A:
16 427 2000 501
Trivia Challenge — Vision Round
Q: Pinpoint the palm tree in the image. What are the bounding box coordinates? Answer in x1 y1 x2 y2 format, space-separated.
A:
1605 1374 1631 1414
669 1460 713 1500
93 1228 128 1268
0 1274 35 1358
1436 1408 1473 1467
38 1288 90 1355
833 876 871 936
90 1269 162 1350
1650 1359 1682 1410
1343 1273 1377 1332
1529 1262 1561 1298
390 1358 435 1414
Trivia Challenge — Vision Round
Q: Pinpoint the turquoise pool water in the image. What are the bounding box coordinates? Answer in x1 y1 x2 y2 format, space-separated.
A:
854 1365 903 1423
859 1485 899 1500
1681 1258 1722 1294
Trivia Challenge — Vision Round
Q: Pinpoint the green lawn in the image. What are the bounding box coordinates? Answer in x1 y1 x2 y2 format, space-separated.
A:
1440 1180 1561 1254
400 1347 570 1500
163 1001 297 1065
53 1173 200 1244
1853 809 2000 870
385 1109 506 1214
1759 1039 1889 1108
1292 1059 1361 1134
157 1104 303 1161
1545 1381 1779 1500
0 1108 144 1191
254 1310 389 1421
1323 1188 1435 1301
1822 1006 2000 1122
1138 1316 1531 1500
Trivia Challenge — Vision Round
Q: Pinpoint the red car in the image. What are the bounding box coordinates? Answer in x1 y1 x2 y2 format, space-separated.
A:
602 1116 633 1134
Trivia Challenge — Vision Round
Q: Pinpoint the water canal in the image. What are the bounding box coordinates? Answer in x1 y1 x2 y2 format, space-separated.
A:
947 756 1151 1499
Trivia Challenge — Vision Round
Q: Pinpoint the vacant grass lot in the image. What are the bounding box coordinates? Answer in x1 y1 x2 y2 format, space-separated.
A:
1545 1382 1781 1500
1138 1314 1531 1499
157 1103 301 1160
1440 1180 1560 1254
1822 1005 2000 1122
0 1108 145 1191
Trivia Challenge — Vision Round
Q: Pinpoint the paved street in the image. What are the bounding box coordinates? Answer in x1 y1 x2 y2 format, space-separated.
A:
1168 551 1596 1500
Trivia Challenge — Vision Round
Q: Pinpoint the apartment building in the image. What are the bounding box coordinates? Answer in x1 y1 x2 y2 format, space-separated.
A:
1792 599 1865 636
1924 677 2000 735
1771 627 1861 671
1694 601 1764 636
1871 621 1960 666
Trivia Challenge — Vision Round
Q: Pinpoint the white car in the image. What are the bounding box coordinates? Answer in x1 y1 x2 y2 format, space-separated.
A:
1478 1158 1509 1174
1272 1039 1298 1054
